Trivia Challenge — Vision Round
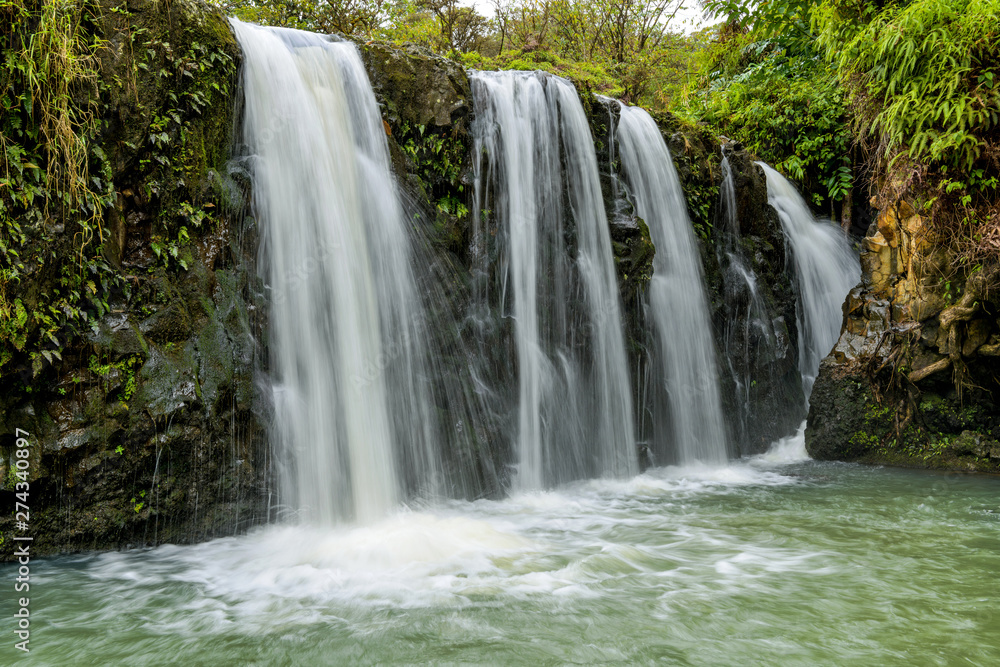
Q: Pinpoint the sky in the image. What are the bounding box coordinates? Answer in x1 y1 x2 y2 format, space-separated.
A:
465 0 711 35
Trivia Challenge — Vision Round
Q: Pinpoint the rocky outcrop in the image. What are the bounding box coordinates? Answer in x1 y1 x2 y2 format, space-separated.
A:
711 146 802 455
359 41 474 261
581 98 801 457
0 0 269 557
806 199 1000 472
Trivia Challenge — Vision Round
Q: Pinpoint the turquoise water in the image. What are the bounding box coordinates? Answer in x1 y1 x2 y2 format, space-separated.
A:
4 445 999 665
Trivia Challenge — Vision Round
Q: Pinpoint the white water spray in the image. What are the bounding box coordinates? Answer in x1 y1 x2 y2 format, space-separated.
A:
616 104 729 465
759 164 860 398
471 71 636 489
233 21 440 524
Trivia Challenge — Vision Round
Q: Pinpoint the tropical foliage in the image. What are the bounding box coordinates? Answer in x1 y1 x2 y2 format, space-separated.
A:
210 0 696 104
692 0 999 257
814 0 1000 261
676 36 849 210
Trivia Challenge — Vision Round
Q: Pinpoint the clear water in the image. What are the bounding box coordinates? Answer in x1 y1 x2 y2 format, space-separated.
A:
9 447 999 665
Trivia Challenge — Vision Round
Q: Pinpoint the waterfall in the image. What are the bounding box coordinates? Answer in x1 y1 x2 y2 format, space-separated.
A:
713 157 805 454
716 158 778 447
232 21 441 524
615 104 729 466
759 164 860 398
470 71 636 489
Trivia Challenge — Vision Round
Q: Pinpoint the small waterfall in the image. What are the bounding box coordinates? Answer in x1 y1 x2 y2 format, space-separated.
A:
716 158 779 446
470 71 636 489
615 104 729 465
233 21 441 524
759 164 860 398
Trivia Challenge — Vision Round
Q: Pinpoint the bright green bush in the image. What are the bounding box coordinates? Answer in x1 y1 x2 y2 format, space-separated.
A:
677 36 851 207
814 0 1000 173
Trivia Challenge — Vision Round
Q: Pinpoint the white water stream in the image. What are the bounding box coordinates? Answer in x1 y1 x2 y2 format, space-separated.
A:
471 71 636 489
616 104 729 465
234 21 440 524
760 164 861 398
7 39 1000 667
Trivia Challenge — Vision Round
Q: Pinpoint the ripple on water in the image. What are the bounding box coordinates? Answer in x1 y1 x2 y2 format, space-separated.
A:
12 458 1000 666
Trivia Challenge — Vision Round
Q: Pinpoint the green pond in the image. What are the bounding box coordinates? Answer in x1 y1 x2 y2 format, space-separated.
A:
5 442 999 666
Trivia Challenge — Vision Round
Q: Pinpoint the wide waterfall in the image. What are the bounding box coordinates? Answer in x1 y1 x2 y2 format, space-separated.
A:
759 164 861 398
232 22 442 524
616 104 729 465
470 71 636 489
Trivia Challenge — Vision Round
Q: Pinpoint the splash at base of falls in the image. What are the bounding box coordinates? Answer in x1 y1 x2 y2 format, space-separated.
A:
27 452 1000 665
755 421 809 464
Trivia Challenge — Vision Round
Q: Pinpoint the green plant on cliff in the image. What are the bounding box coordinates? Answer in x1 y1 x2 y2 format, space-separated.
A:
128 32 234 270
2 0 235 386
1 0 118 377
88 351 143 405
812 0 1000 264
675 22 851 212
695 0 999 257
399 121 469 225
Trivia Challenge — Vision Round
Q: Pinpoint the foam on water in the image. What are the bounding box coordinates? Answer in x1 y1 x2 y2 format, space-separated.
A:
69 463 813 613
754 420 810 465
25 463 1000 666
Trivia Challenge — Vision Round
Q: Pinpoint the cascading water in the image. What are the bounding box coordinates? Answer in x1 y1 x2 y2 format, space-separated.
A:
615 103 729 465
470 71 636 489
716 157 780 446
714 157 805 453
233 21 442 524
759 163 861 398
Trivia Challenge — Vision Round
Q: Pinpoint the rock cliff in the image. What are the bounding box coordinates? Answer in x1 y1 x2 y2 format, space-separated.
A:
0 1 808 556
806 198 1000 472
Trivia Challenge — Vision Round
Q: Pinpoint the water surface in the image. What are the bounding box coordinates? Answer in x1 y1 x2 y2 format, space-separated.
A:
7 439 999 666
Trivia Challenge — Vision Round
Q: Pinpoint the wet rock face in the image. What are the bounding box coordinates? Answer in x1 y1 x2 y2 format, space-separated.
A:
805 358 872 461
713 147 802 455
0 0 270 557
359 42 472 131
1 4 835 557
581 99 802 456
581 96 656 325
806 196 1000 472
358 41 474 261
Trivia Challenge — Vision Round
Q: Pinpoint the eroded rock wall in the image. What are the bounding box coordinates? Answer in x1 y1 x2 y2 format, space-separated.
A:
806 199 1000 472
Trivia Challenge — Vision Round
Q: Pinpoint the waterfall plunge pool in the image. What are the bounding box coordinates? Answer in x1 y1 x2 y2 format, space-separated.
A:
7 433 999 665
